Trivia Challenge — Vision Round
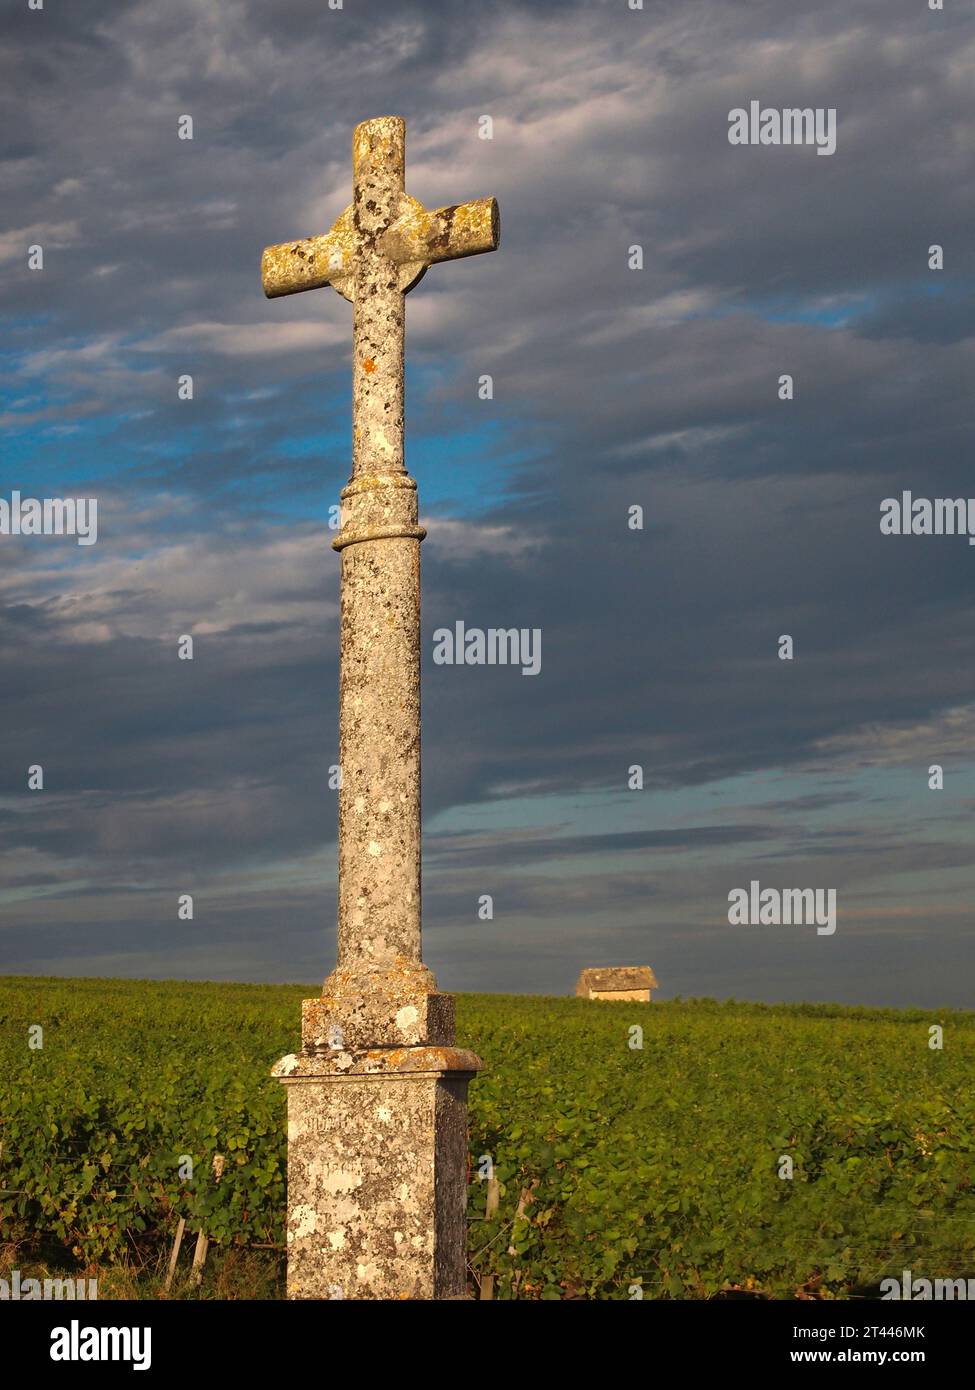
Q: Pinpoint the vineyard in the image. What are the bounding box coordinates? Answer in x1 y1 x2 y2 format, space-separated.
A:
1 977 974 1299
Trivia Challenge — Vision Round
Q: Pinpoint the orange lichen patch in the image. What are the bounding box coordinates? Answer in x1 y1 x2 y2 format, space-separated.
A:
362 357 378 374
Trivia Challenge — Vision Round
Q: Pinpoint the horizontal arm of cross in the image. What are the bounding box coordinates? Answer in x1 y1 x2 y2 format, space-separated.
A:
261 195 499 299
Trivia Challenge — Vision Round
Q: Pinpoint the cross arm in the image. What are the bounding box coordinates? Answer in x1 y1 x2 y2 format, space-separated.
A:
261 212 354 300
261 195 499 299
378 196 500 272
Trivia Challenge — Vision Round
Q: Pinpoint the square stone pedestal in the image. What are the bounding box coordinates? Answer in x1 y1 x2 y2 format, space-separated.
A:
272 1045 482 1300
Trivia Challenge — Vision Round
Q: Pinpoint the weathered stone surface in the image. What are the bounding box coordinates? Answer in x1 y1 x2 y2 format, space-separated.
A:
261 195 498 302
575 965 658 1001
263 115 498 1300
261 130 499 305
261 208 355 300
272 1046 482 1080
334 480 424 973
302 977 455 1051
275 1051 478 1300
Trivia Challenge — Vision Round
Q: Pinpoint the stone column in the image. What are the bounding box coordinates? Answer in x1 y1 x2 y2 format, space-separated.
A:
271 116 482 1301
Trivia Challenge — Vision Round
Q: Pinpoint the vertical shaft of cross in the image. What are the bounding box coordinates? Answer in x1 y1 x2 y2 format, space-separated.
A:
335 117 426 981
351 117 405 477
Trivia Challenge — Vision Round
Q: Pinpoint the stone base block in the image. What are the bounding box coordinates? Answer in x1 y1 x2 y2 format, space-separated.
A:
272 1046 482 1300
304 962 455 1050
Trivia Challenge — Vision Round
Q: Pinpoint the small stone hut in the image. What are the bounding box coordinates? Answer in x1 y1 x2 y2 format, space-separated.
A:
575 966 657 1002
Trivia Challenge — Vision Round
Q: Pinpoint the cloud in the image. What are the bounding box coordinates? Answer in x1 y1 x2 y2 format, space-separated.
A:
0 221 79 267
140 319 348 358
811 705 975 769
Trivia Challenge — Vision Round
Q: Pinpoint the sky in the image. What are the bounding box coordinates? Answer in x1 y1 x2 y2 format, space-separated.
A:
1 0 973 1007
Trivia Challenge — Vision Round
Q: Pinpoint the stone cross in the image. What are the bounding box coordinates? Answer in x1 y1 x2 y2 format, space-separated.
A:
266 116 498 1301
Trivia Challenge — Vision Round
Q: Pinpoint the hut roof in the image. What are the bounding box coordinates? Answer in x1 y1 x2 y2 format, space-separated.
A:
576 966 657 992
